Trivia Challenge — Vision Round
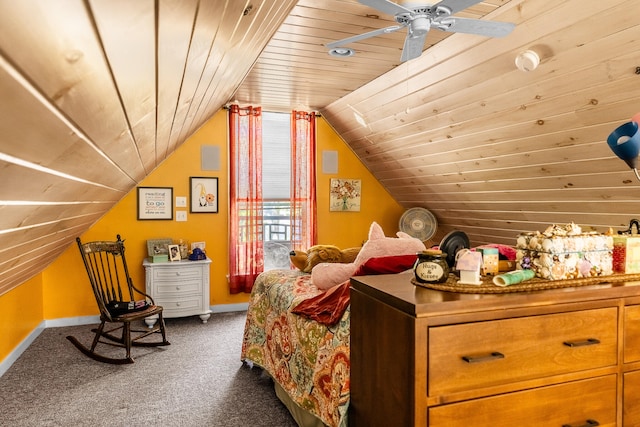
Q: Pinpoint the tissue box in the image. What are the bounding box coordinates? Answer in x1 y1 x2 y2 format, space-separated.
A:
516 232 613 280
613 235 640 274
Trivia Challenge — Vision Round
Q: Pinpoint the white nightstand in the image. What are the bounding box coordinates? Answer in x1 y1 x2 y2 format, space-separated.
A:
143 257 212 327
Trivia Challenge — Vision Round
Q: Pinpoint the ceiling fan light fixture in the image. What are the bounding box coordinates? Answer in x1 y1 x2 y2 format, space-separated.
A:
411 16 431 36
329 47 355 58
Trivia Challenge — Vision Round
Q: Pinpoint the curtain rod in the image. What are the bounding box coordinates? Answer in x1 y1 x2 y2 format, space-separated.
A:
223 104 321 116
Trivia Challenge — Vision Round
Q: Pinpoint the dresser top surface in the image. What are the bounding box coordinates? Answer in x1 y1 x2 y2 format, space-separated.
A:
143 257 211 267
351 271 640 317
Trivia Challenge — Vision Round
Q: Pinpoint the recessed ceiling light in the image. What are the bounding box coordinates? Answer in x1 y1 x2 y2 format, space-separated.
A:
329 47 355 58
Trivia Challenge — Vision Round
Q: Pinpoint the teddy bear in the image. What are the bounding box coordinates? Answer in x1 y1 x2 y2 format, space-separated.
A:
289 245 361 273
311 221 426 290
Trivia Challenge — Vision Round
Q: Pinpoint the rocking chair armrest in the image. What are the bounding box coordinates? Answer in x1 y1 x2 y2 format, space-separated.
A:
128 278 156 305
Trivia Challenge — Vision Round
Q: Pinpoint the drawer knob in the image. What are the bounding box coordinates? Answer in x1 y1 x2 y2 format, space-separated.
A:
176 286 181 290
563 338 600 347
562 419 599 427
461 352 504 364
176 302 181 307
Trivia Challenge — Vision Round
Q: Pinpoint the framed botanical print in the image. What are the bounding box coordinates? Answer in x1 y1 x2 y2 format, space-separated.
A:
329 178 361 212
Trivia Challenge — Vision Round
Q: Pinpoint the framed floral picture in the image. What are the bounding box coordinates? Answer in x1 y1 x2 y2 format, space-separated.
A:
190 177 218 213
330 178 361 212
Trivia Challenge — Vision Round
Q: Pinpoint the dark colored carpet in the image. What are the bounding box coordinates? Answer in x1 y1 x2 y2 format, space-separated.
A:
0 311 298 427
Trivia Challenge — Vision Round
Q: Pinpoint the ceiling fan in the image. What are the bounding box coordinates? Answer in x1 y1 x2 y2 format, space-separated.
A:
326 0 515 62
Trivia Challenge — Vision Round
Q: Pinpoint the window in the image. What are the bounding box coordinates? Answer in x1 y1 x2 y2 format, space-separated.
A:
262 111 293 270
228 106 316 293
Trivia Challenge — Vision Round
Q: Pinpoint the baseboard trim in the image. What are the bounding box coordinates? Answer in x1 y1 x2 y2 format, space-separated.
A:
0 305 248 378
211 302 248 313
0 321 46 378
45 315 101 328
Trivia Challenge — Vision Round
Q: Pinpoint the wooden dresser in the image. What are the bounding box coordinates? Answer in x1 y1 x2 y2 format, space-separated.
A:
349 271 640 426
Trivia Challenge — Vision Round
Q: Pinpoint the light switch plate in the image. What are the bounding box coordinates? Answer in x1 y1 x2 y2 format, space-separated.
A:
176 196 187 207
176 211 187 222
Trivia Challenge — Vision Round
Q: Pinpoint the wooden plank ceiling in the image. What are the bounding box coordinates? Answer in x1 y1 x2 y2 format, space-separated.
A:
2 0 640 295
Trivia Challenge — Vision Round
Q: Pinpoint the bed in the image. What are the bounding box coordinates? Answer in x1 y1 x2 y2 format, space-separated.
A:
241 269 351 427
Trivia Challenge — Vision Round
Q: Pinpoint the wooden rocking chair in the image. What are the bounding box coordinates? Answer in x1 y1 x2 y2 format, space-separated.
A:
67 235 170 364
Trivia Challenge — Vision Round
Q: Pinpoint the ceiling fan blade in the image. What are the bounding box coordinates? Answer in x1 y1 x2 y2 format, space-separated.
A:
432 0 483 15
326 25 404 49
358 0 413 16
400 32 428 62
434 17 515 38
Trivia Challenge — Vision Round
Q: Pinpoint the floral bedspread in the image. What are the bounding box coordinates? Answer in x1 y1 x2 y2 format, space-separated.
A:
241 269 350 427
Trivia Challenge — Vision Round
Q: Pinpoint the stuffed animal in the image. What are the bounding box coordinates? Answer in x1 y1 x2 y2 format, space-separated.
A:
290 245 360 273
312 222 426 290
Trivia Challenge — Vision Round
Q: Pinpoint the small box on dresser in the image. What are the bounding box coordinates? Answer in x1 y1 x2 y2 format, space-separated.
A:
143 257 212 327
515 227 613 280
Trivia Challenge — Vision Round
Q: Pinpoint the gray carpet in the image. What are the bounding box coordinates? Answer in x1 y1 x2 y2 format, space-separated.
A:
0 311 298 427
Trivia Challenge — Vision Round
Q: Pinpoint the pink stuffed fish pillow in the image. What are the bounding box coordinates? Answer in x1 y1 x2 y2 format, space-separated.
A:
312 222 426 290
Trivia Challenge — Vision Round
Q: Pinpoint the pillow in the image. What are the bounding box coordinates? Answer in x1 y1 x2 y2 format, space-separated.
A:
353 254 418 276
106 300 150 316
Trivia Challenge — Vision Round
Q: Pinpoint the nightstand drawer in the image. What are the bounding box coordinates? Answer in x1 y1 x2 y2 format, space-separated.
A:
154 280 203 297
153 265 203 282
429 307 617 395
428 375 616 427
155 296 204 317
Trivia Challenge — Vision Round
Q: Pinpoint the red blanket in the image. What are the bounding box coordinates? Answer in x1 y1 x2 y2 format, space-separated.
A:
292 254 417 325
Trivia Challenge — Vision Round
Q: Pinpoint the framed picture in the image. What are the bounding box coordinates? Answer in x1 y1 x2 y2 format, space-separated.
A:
137 187 173 220
329 178 361 212
191 241 206 251
147 238 173 257
190 177 218 213
168 244 181 261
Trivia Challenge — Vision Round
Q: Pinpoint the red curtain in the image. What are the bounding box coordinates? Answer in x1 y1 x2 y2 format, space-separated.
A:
228 105 263 294
290 111 317 251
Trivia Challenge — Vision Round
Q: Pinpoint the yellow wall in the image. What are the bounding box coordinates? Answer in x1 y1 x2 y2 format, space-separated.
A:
0 275 43 360
1 109 404 362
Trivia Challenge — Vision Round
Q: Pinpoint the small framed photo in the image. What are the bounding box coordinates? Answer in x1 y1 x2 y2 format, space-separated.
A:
147 238 173 257
191 241 206 251
137 187 173 220
190 177 218 213
168 244 181 261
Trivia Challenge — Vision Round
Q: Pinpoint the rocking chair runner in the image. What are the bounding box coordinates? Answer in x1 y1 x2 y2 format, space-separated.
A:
67 235 170 364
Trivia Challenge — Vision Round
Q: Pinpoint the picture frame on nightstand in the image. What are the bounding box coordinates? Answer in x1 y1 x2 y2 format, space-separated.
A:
168 244 181 261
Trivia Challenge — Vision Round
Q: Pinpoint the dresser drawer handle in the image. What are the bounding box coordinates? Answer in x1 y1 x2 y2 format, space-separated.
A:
563 338 600 347
562 419 599 427
461 352 504 364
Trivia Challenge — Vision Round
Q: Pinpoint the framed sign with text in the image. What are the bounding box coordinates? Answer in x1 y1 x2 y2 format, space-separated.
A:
137 186 173 220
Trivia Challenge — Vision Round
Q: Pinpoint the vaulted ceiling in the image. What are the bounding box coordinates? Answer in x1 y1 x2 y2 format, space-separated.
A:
2 0 640 295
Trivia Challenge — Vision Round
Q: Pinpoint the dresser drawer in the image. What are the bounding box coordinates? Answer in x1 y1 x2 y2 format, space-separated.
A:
624 370 640 424
429 307 617 395
624 305 640 363
428 374 616 427
155 296 204 317
152 265 203 282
